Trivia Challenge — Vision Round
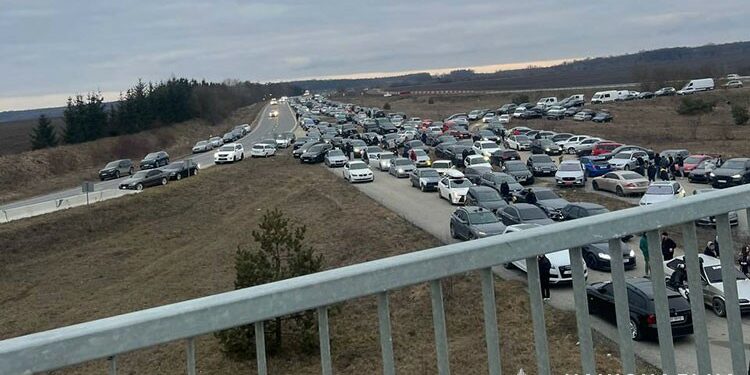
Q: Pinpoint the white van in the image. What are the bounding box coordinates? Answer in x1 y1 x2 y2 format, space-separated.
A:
615 90 630 101
591 90 617 104
563 94 584 102
536 96 558 109
677 78 714 95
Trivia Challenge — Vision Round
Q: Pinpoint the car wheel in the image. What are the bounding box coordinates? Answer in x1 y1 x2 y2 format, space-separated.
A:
712 298 726 317
583 252 598 269
592 181 599 191
193 168 198 176
129 167 134 175
114 171 120 179
568 148 576 154
240 153 244 161
161 178 168 185
624 165 630 171
616 186 624 197
467 232 475 240
136 183 143 191
421 184 426 192
233 156 237 162
176 173 182 181
449 224 458 239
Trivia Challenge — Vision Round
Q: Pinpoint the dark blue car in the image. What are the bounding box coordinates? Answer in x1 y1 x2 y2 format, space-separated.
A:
580 156 612 177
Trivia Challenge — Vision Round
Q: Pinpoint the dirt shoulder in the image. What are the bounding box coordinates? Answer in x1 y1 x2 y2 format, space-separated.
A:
0 152 656 374
0 102 264 205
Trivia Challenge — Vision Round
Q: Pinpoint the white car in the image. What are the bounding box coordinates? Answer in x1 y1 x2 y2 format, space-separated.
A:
343 161 374 183
438 177 473 205
557 135 587 148
275 136 291 148
464 154 492 169
432 160 457 176
378 153 397 171
639 181 685 206
568 138 601 155
498 114 510 124
472 141 501 158
269 110 279 118
250 143 276 158
214 143 245 164
482 113 496 123
608 150 649 171
512 107 526 118
555 160 586 187
503 224 587 284
270 98 278 105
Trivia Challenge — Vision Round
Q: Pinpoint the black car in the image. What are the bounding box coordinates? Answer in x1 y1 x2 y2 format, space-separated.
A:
464 166 493 184
464 186 508 212
563 106 581 117
480 172 524 195
446 145 473 168
489 150 521 167
581 239 637 271
497 103 517 114
377 122 398 135
119 169 169 190
592 112 613 123
293 141 321 158
300 143 333 163
526 154 558 176
496 203 555 226
710 158 750 188
687 159 718 183
502 161 534 185
139 151 169 170
161 160 198 180
530 139 562 156
587 278 693 341
512 187 569 220
560 202 609 220
99 159 134 181
638 92 655 99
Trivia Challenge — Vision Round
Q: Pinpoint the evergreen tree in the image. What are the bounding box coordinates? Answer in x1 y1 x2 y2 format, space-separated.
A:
30 114 58 149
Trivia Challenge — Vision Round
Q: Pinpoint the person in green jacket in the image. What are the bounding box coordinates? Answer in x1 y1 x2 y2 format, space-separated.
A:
640 233 650 277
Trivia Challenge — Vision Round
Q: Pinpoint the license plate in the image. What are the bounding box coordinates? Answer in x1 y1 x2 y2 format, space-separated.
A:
670 316 684 323
718 180 727 183
564 181 573 185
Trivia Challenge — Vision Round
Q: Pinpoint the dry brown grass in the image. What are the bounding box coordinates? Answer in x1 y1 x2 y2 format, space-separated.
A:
0 152 660 374
0 102 264 205
0 117 66 156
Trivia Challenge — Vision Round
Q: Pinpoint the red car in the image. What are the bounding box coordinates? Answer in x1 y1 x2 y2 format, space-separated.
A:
682 154 715 173
591 142 623 156
448 127 472 139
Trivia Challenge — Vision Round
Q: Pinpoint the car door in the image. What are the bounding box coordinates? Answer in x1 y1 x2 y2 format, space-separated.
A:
410 170 419 186
146 170 161 186
439 178 449 198
600 173 617 192
343 163 351 179
456 210 469 238
595 283 617 319
499 206 518 225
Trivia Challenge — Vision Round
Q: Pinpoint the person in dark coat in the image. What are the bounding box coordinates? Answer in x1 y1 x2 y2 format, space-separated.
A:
500 181 510 200
421 131 428 144
534 132 542 140
462 148 470 164
499 128 506 142
739 246 750 276
525 188 537 205
659 167 670 181
647 163 657 182
704 241 719 258
676 155 684 178
538 255 552 300
661 232 677 261
345 142 354 160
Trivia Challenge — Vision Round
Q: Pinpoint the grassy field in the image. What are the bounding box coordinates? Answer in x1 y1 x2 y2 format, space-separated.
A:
335 86 750 157
0 103 263 205
0 152 660 374
0 117 66 156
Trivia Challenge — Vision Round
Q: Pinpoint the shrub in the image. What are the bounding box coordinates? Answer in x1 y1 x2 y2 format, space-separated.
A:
512 94 529 105
731 104 749 125
383 102 391 110
428 97 435 105
676 97 715 116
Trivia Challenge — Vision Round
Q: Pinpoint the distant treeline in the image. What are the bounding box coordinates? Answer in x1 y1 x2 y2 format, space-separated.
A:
31 78 301 149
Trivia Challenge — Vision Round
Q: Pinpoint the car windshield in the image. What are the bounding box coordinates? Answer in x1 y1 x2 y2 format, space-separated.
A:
167 162 184 168
519 207 547 220
349 162 367 169
516 136 530 142
683 156 703 164
482 142 499 149
612 153 631 160
351 141 366 147
505 163 526 171
421 170 439 177
469 211 499 224
328 150 344 157
475 190 502 201
531 156 551 163
144 153 158 159
132 171 149 178
560 163 581 171
722 160 745 169
210 137 220 141
220 146 235 151
380 153 395 160
195 141 207 146
703 265 747 283
696 160 715 169
646 185 674 195
252 145 265 150
105 161 120 168
393 159 412 166
433 161 450 168
535 190 559 200
308 145 325 152
450 179 472 188
413 149 427 156
620 172 642 180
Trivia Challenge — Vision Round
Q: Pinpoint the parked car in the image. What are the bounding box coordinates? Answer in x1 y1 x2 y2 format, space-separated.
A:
581 240 636 271
682 155 714 173
464 166 493 185
222 132 237 143
324 149 348 168
637 91 655 99
587 278 693 340
473 141 502 158
139 151 169 169
464 186 508 212
300 143 333 164
591 142 622 157
511 187 569 220
410 168 441 191
377 152 397 171
496 203 554 226
497 104 517 114
559 135 589 150
162 160 198 180
450 206 506 240
408 149 432 167
99 159 134 181
573 109 596 121
292 141 320 158
530 139 562 156
275 133 294 148
489 150 521 167
438 177 473 205
571 138 603 156
561 202 609 220
555 161 585 187
192 140 213 153
505 135 532 151
214 143 245 162
432 160 458 177
363 146 386 165
498 114 511 124
592 171 649 196
526 154 558 176
677 78 715 95
503 224 587 283
692 189 739 226
118 169 169 190
481 112 497 123
608 150 649 171
389 158 417 178
639 181 686 206
545 106 566 120
343 161 374 183
654 87 676 96
480 172 523 194
208 136 223 148
688 159 719 183
664 255 750 317
711 158 750 188
580 156 613 177
724 80 744 89
464 154 492 169
502 160 534 185
402 139 428 157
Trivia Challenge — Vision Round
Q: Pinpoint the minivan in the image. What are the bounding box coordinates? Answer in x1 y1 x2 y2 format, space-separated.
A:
591 90 617 104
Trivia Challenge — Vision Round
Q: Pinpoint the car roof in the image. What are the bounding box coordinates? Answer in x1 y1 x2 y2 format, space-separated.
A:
726 158 750 162
461 206 492 213
468 186 496 193
510 203 538 209
560 160 581 165
570 202 605 209
507 223 542 231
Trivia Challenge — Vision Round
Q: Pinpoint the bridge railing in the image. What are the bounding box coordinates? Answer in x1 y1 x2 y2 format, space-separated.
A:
2 185 749 375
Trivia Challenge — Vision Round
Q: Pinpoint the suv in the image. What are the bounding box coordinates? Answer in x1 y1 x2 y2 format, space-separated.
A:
99 159 134 180
139 151 169 170
215 143 246 163
530 139 562 155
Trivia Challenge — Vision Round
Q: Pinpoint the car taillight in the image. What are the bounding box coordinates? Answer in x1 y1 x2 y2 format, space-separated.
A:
646 314 657 325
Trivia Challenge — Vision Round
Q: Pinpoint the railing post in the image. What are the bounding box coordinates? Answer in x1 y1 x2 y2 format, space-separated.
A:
430 280 451 375
680 222 712 374
255 322 267 375
608 238 635 374
716 214 747 374
568 247 595 375
377 292 396 375
525 256 550 375
108 355 117 375
317 307 333 375
186 338 196 375
480 268 502 375
645 230 676 375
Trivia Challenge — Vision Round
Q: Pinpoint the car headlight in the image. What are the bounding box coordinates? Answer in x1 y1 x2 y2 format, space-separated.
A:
426 160 431 165
545 148 550 151
534 167 541 171
398 168 404 173
475 230 487 236
732 174 742 179
710 172 716 177
169 172 176 176
629 250 635 257
597 252 611 260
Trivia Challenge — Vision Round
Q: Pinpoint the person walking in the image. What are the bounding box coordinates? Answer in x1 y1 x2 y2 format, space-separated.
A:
739 246 750 276
500 181 510 200
640 233 651 277
499 128 506 143
538 254 552 301
345 142 354 160
661 232 677 261
647 163 657 183
420 131 428 144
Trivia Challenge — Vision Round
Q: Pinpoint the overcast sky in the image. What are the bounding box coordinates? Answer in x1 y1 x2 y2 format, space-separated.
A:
1 0 748 110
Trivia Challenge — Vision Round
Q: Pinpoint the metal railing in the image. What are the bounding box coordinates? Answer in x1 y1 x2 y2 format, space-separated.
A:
2 185 750 374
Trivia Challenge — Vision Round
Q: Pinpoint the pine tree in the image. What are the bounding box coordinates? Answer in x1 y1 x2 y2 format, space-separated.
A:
30 114 58 149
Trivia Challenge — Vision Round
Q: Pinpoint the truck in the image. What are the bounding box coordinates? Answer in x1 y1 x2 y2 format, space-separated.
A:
591 90 618 104
677 78 714 95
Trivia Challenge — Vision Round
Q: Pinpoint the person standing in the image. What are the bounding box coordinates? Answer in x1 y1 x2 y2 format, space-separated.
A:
739 246 750 276
500 181 510 200
640 233 651 277
676 155 685 178
538 254 552 301
345 142 354 160
659 166 670 181
647 162 657 183
661 232 677 261
703 241 719 258
421 131 428 144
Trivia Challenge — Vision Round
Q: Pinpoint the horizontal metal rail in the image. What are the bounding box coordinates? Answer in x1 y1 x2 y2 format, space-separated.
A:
2 184 750 373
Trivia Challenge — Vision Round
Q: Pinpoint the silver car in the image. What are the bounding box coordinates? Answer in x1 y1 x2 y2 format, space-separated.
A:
664 255 750 316
378 153 397 171
324 149 348 168
192 140 213 153
388 158 416 178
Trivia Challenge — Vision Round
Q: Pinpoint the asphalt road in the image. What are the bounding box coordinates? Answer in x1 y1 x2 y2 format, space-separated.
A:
282 104 749 374
0 103 295 211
